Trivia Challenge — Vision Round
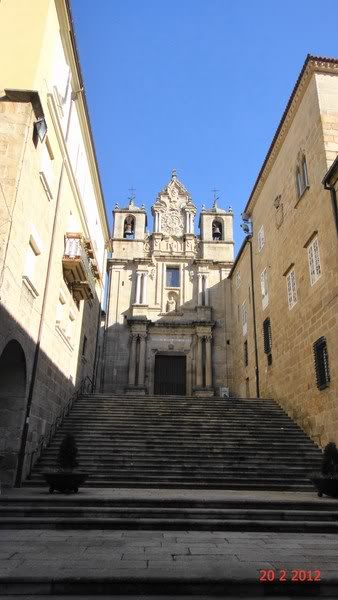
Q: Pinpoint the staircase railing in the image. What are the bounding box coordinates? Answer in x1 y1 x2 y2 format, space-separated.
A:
26 375 93 480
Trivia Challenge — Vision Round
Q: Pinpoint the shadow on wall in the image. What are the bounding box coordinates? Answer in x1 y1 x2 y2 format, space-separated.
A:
0 303 97 488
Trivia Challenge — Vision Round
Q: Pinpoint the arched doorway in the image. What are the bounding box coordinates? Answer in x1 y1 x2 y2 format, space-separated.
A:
0 340 27 487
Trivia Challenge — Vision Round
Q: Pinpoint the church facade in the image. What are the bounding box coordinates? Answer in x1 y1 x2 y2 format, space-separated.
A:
102 172 234 397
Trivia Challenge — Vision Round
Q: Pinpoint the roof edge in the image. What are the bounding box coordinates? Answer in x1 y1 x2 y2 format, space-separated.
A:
244 54 338 215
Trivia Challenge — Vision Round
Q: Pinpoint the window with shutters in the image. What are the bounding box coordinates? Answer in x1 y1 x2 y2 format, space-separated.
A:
286 268 298 309
308 237 321 286
260 268 269 309
313 337 330 390
257 225 265 252
243 340 248 366
263 317 272 355
242 300 248 336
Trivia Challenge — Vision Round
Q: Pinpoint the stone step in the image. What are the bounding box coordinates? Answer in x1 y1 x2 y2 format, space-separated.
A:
1 515 338 532
38 458 320 468
23 481 314 490
0 573 336 596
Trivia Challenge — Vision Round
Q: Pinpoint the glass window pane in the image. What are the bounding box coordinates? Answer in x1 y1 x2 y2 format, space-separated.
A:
166 267 180 287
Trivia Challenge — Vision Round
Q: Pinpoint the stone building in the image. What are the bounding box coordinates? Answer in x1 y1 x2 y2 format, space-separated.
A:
0 0 109 486
229 55 338 447
103 172 234 396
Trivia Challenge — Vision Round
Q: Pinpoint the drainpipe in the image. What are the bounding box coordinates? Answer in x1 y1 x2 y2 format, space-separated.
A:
323 180 338 240
15 98 74 486
248 235 260 398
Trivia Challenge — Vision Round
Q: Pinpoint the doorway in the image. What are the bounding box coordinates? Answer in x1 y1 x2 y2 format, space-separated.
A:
0 340 27 486
154 354 186 396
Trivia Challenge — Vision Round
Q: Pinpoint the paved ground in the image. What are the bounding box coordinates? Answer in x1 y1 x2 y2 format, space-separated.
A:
0 529 337 580
3 486 338 504
1 488 337 595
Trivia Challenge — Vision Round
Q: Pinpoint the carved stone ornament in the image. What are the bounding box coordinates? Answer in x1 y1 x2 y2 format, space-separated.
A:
161 210 184 237
149 267 156 280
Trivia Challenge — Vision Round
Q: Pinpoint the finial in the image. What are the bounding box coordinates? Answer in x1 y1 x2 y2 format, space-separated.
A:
171 168 177 179
114 202 119 209
202 204 206 211
141 203 145 210
228 206 233 213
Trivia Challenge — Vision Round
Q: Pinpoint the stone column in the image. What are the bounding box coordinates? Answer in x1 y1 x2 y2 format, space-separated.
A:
155 213 159 232
128 334 138 385
190 213 194 234
197 274 203 306
204 276 209 306
205 335 212 387
196 334 203 387
142 273 148 304
135 272 142 304
158 212 162 232
138 333 147 386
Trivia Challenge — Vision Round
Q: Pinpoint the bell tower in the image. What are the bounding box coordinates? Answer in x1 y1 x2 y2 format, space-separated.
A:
111 195 148 260
199 197 234 263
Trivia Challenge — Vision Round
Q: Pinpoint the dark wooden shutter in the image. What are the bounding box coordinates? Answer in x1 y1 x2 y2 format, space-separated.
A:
313 337 330 390
263 318 272 354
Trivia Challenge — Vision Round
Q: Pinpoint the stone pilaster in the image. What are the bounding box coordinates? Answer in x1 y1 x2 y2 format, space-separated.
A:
138 333 147 386
128 333 138 385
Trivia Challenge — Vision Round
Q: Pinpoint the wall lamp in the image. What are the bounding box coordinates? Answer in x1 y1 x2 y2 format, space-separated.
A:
34 117 47 142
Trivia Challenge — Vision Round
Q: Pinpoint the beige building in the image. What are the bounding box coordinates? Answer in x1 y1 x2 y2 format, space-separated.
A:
103 172 234 397
229 55 338 447
0 0 110 487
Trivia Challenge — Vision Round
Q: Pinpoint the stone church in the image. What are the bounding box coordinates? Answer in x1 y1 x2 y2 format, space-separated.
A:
103 171 234 397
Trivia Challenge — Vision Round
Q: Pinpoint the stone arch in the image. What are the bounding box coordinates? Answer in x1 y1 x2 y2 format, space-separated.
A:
0 340 27 487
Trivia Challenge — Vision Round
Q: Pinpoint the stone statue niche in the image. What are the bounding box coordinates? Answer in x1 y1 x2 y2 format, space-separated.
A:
166 292 178 313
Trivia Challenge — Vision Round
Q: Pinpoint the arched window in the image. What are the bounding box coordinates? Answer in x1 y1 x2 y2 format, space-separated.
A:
123 215 135 239
212 220 223 241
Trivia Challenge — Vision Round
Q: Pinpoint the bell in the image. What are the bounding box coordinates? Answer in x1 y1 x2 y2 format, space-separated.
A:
213 225 221 239
125 223 133 234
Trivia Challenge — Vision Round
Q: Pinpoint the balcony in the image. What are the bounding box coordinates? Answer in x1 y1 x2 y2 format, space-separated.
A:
62 234 96 301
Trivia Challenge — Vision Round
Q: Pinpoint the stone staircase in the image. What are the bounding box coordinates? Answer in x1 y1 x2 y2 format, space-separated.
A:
25 394 321 491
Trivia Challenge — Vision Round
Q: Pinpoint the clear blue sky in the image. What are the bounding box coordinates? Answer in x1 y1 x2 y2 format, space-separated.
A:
71 0 337 250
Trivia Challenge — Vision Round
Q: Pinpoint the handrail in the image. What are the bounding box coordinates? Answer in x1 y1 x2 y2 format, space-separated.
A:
26 375 93 479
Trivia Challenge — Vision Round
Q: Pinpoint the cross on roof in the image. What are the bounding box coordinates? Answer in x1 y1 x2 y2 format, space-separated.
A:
128 186 136 202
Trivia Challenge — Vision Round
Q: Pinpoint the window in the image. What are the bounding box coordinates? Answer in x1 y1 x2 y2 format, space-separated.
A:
66 311 75 342
56 292 66 329
212 219 223 241
166 266 180 287
263 317 272 355
22 229 42 298
286 269 298 309
257 225 265 252
296 154 309 199
313 337 330 390
244 340 248 366
39 137 55 200
82 335 87 357
308 237 321 286
260 268 269 309
235 271 241 289
242 300 248 336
